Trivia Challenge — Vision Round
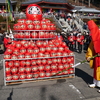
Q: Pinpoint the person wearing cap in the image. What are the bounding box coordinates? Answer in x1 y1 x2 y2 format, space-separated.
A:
86 20 100 93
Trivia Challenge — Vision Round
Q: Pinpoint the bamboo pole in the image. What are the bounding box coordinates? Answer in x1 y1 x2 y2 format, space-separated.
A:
52 55 98 76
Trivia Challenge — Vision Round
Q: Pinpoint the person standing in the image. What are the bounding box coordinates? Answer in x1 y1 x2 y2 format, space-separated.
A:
76 32 84 53
83 22 88 30
0 33 5 53
67 31 75 51
83 32 91 53
86 20 100 93
73 30 78 51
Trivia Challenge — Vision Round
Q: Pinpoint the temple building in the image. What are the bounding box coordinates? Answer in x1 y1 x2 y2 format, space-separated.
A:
21 0 74 13
0 0 74 13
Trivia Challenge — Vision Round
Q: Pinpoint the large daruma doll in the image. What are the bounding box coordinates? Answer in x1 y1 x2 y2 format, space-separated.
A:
26 4 42 21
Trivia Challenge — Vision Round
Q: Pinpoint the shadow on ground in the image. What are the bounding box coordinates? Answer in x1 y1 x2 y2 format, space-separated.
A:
75 68 93 84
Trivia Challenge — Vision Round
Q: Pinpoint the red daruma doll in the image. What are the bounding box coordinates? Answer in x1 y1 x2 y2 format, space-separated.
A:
13 23 21 30
27 24 34 30
20 24 27 30
26 4 42 21
17 19 26 24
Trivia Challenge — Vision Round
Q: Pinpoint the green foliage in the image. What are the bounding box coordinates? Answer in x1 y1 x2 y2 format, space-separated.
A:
0 15 17 32
12 0 27 11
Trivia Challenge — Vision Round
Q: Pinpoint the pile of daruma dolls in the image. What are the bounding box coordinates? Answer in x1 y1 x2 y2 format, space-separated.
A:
4 4 75 81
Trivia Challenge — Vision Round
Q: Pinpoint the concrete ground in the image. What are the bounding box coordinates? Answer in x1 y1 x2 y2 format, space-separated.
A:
0 52 100 100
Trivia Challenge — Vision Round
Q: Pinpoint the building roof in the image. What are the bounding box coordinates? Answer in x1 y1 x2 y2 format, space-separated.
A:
78 8 100 13
22 0 68 5
71 5 100 13
0 0 16 4
71 6 85 12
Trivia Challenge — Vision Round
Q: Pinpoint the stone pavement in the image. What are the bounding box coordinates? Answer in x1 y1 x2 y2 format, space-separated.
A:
0 52 100 100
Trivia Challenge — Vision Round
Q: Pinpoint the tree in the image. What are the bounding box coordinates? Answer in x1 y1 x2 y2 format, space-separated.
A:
88 0 91 7
12 0 27 12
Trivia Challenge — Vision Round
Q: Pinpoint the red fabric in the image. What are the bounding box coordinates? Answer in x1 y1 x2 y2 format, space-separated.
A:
68 35 75 42
4 38 11 48
76 35 84 44
88 20 100 42
68 18 70 20
87 20 100 81
87 20 100 53
88 20 97 30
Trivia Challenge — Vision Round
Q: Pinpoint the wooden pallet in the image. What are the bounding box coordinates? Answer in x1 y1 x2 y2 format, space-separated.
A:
6 74 75 85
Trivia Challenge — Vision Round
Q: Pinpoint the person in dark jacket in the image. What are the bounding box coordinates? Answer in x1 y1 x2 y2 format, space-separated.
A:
73 30 78 52
0 33 5 53
83 32 91 53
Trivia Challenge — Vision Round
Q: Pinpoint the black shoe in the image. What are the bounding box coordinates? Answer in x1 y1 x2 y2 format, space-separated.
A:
78 51 81 53
84 50 87 53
